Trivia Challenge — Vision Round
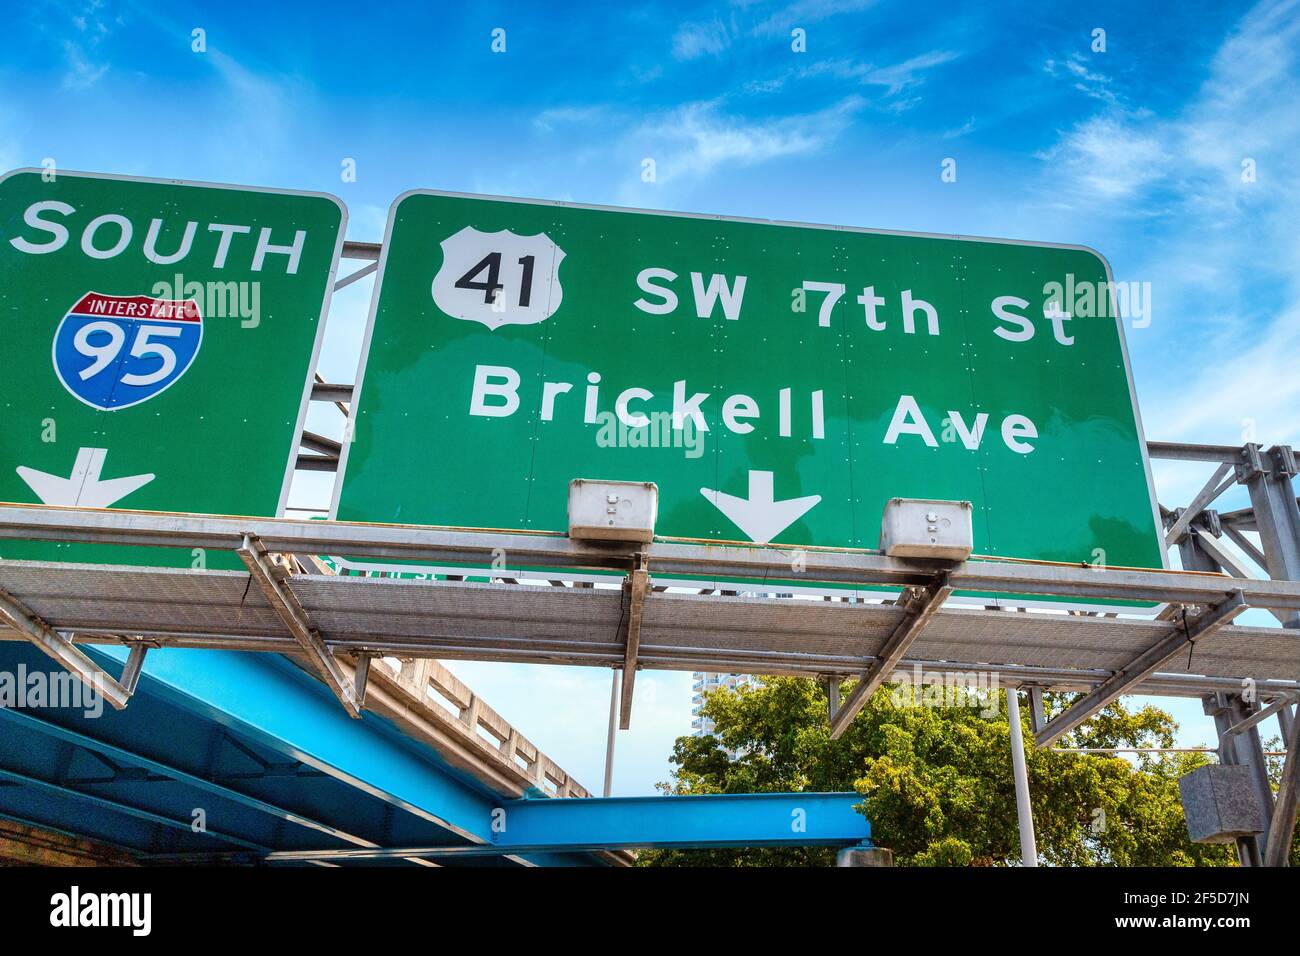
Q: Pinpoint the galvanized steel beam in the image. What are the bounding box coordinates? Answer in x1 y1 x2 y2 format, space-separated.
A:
829 574 951 739
0 586 135 710
5 503 1300 612
3 619 1295 699
1035 590 1249 747
1242 445 1300 629
1222 524 1269 570
1165 462 1235 546
618 558 649 730
1188 528 1257 581
1265 705 1300 866
1147 441 1251 464
1222 694 1299 739
237 533 361 717
1028 686 1046 734
333 260 378 291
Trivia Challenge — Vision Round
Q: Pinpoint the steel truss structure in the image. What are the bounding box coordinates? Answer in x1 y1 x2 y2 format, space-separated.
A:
0 436 1299 863
1146 440 1300 867
0 239 1294 864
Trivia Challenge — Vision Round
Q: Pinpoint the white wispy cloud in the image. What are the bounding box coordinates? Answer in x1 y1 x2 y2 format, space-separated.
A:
672 17 734 60
1041 0 1300 217
54 0 117 90
633 94 865 183
1146 306 1300 450
62 38 109 90
675 1 882 59
199 50 300 177
943 116 977 139
1036 112 1168 203
744 49 960 109
1044 53 1119 105
1034 0 1300 452
753 0 879 36
533 105 612 133
858 49 960 94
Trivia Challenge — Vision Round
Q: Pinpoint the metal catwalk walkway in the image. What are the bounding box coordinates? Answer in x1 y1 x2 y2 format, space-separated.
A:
1 503 1297 709
1 558 1298 694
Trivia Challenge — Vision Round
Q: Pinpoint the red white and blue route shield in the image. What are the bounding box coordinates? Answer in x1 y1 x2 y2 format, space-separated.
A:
53 292 203 411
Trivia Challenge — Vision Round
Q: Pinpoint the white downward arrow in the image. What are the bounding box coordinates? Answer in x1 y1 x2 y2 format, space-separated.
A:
700 470 821 544
16 447 154 508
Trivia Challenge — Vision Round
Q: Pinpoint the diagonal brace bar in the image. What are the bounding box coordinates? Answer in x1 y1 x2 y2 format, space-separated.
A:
618 557 650 730
333 260 378 291
237 533 361 717
1190 528 1256 581
1221 523 1269 570
1222 693 1298 739
1165 462 1235 546
1035 589 1248 747
830 574 952 739
1264 697 1300 866
0 586 134 710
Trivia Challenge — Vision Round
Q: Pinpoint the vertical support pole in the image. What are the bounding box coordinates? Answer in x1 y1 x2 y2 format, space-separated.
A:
118 644 149 697
1265 700 1300 867
836 844 894 867
1241 444 1300 628
1175 518 1221 574
603 668 620 798
1227 695 1275 853
1028 686 1046 735
1206 693 1264 866
1005 689 1038 867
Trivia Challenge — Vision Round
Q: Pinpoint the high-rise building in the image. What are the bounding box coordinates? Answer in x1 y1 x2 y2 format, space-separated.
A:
690 672 759 735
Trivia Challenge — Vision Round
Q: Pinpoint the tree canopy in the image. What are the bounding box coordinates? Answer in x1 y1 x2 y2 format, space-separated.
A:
639 676 1282 867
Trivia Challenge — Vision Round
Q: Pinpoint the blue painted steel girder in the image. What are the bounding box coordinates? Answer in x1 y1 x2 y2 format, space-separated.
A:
89 643 499 844
494 791 872 850
0 642 870 865
0 643 603 865
259 792 871 862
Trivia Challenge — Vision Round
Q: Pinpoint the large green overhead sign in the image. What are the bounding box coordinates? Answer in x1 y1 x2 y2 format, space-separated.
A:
0 169 345 566
334 191 1164 580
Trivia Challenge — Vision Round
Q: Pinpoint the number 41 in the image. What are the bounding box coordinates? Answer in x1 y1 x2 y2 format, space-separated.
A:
455 252 536 307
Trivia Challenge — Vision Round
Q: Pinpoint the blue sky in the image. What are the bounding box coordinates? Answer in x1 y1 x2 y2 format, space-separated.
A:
4 0 1298 792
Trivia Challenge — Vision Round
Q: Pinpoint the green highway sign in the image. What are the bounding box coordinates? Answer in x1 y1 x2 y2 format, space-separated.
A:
331 191 1164 590
0 169 345 567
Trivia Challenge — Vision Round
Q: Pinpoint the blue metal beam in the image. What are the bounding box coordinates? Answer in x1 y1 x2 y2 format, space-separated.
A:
85 644 502 844
0 767 269 853
253 792 871 861
493 792 870 851
0 707 376 849
0 644 608 865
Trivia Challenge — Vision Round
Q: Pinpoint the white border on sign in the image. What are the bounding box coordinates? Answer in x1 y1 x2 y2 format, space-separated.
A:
0 167 348 521
331 188 1169 596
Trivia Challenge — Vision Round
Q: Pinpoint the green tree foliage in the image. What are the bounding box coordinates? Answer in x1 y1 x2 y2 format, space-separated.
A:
640 677 1248 867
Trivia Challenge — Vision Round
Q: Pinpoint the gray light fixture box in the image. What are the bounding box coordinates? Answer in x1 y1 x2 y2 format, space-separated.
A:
879 498 973 560
568 479 658 543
